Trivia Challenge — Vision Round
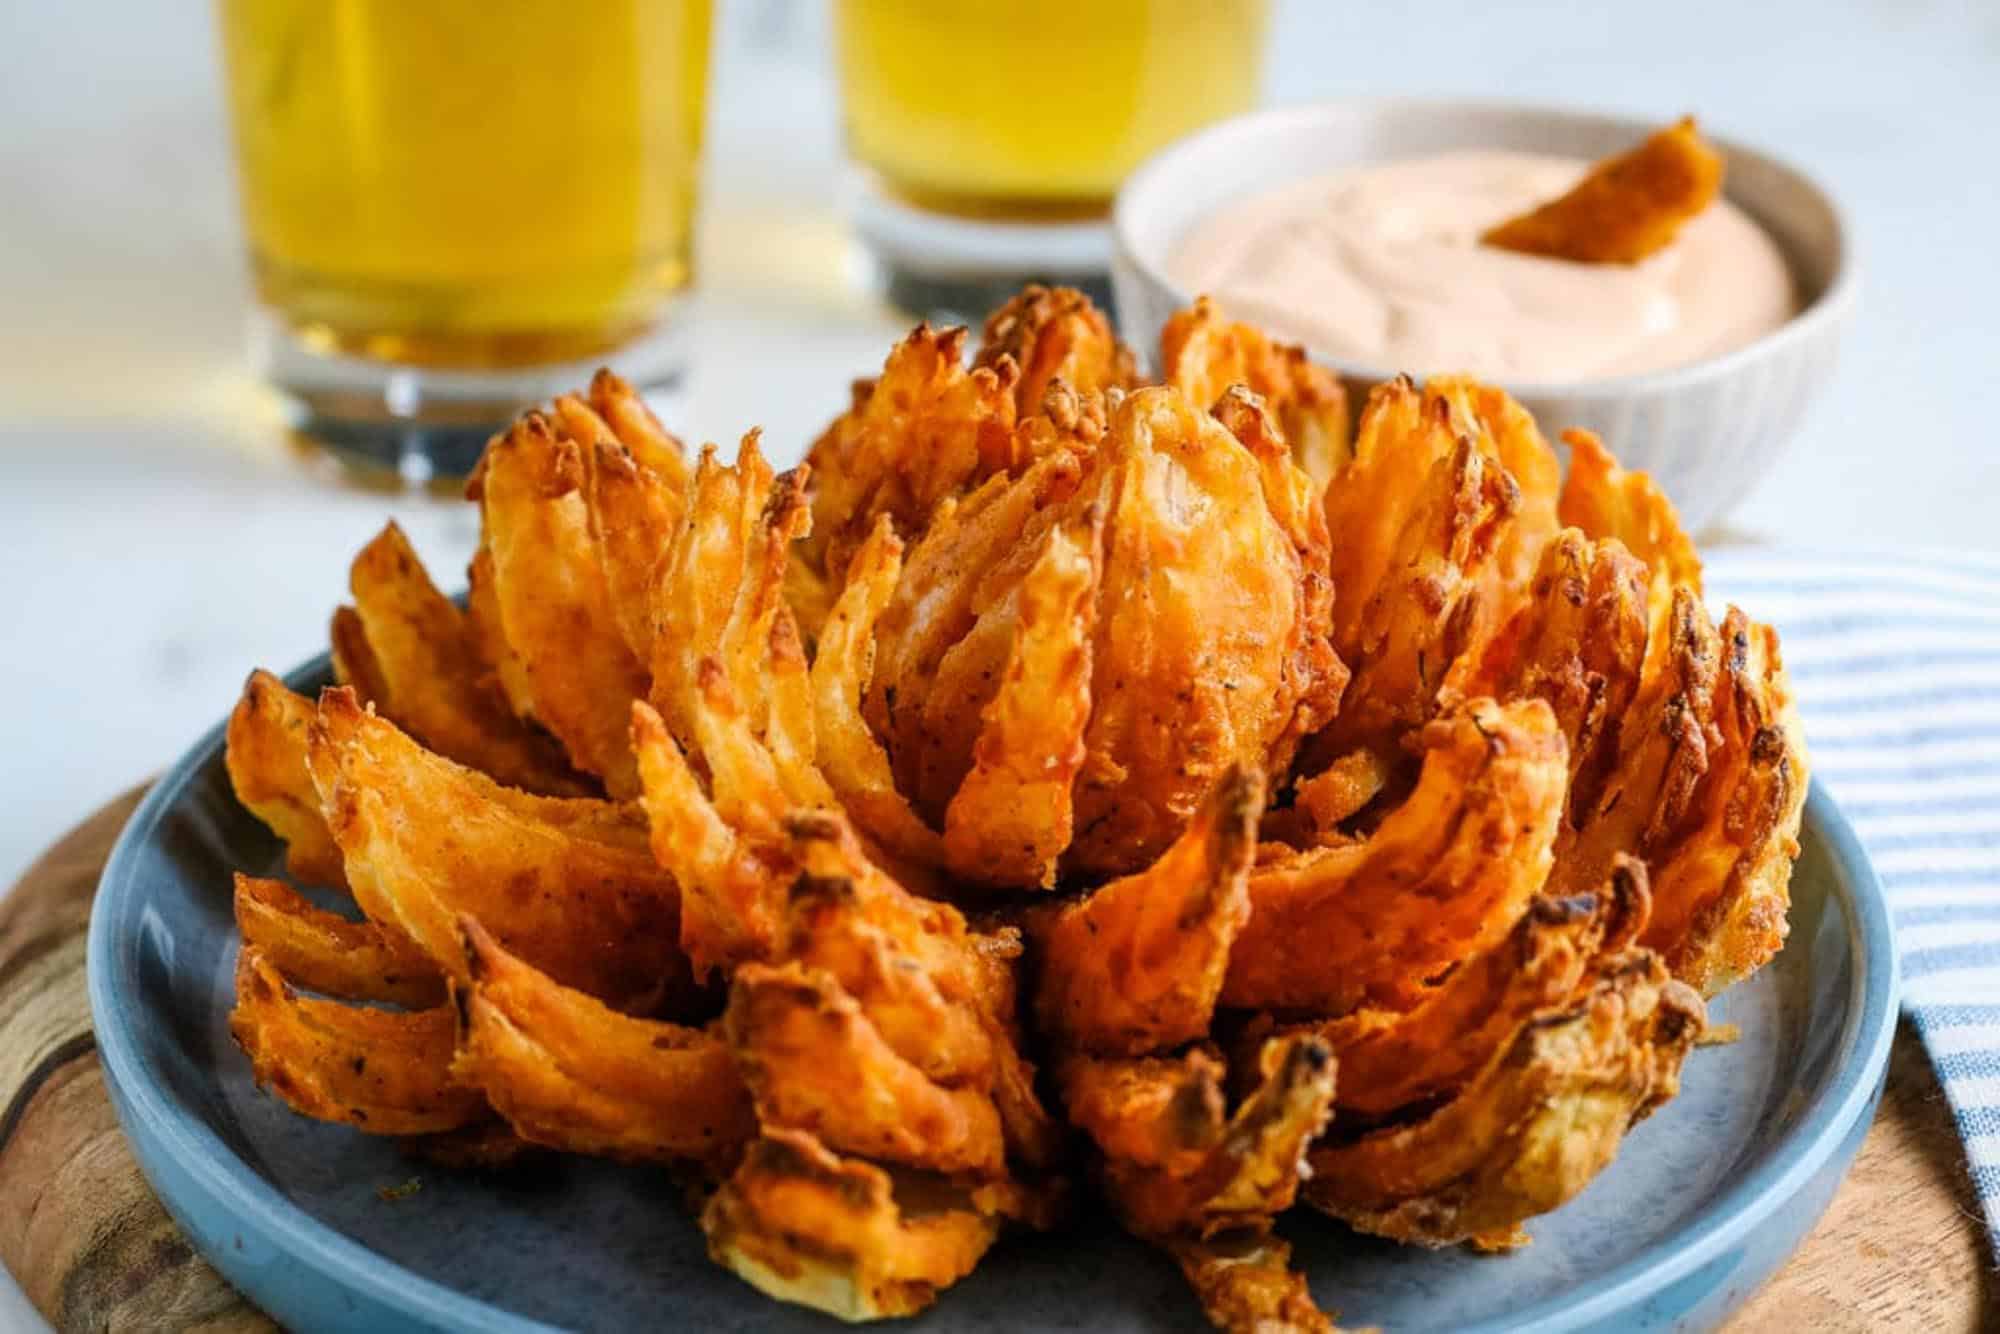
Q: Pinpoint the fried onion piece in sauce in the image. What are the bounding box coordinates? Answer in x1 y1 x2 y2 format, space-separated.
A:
1482 118 1724 265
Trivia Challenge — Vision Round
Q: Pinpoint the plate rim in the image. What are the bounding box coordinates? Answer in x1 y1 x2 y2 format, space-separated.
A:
86 652 1900 1334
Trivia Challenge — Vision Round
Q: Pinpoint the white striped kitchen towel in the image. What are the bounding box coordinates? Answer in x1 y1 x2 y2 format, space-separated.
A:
1706 546 2000 1250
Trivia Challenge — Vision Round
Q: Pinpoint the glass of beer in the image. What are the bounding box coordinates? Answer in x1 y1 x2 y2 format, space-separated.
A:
216 0 713 477
834 0 1268 319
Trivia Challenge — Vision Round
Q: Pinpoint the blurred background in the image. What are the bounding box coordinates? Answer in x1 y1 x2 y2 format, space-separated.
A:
1 0 1996 954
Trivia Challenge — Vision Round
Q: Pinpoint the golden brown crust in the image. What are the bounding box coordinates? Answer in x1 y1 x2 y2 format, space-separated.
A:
1034 766 1261 1056
1225 699 1569 1015
976 283 1136 412
1065 388 1341 879
1304 952 1704 1249
1166 1232 1337 1334
1482 118 1724 265
1061 1034 1335 1239
1444 528 1652 823
310 686 686 1012
702 1130 1003 1322
225 670 347 888
1162 296 1353 492
474 416 651 794
344 521 596 797
230 946 484 1136
803 324 1022 588
232 873 443 1007
727 962 1006 1177
1319 859 1649 1118
453 919 752 1167
218 297 1812 1329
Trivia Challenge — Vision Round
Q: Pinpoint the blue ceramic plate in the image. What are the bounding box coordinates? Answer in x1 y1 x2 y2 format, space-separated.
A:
89 656 1897 1334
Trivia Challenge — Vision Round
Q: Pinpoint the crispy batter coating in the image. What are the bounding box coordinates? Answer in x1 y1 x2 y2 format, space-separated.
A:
339 522 591 796
1320 859 1649 1119
728 962 1006 1177
703 1130 1003 1322
1443 529 1651 823
784 814 1063 1174
309 687 686 1012
1268 748 1391 848
804 325 1021 586
232 873 443 1008
1551 591 1806 994
453 918 752 1167
1225 699 1569 1015
1162 296 1353 491
1324 431 1517 757
1304 952 1704 1249
464 541 534 718
231 945 484 1135
1166 1232 1336 1334
812 516 952 868
941 513 1102 887
633 439 838 971
470 414 652 793
864 455 1085 829
1559 599 1805 993
855 383 1340 885
1482 118 1724 265
633 685 806 976
584 367 690 487
1061 1034 1335 1239
1067 387 1341 878
976 283 1137 411
1034 766 1261 1055
549 395 686 662
1559 428 1704 646
1322 377 1561 729
1426 376 1563 601
225 670 347 888
650 437 817 776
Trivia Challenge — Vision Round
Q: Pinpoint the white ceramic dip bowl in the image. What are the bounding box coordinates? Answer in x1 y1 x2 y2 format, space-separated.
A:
1112 99 1855 533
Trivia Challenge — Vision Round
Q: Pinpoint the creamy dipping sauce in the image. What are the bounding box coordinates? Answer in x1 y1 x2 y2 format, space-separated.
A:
1168 151 1797 383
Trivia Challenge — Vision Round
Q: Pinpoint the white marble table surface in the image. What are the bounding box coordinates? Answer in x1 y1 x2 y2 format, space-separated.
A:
2 1 1996 1329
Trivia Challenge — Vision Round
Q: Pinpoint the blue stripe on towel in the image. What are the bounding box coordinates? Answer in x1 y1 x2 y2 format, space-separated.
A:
1710 548 2000 1256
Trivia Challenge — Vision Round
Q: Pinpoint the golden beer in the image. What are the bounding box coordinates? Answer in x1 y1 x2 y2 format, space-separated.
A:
835 0 1268 219
217 0 712 371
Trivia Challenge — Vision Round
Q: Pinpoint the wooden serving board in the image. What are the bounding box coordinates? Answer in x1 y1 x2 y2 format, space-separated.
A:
0 791 1987 1332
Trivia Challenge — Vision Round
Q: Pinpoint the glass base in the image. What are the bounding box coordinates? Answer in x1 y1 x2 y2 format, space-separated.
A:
847 169 1116 325
252 306 688 481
